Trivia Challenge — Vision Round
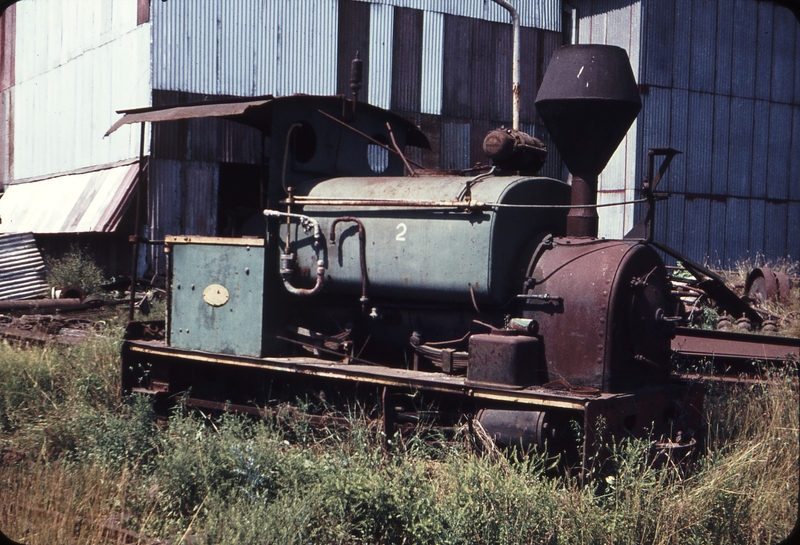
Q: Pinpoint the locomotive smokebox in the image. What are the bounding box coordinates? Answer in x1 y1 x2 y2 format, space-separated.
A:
535 45 641 237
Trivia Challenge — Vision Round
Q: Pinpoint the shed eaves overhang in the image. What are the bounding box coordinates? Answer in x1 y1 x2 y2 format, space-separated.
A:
105 94 431 149
0 161 140 234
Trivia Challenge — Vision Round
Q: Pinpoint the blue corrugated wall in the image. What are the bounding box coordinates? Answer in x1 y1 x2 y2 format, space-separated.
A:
638 0 800 266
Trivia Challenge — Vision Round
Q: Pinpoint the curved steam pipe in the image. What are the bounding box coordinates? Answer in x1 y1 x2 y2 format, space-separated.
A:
264 209 326 296
330 217 370 313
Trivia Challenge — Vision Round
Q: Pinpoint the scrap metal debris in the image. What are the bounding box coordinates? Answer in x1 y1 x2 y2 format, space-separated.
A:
0 313 105 345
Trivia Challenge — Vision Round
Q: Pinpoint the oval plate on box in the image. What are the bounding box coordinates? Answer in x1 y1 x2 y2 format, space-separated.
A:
203 284 230 307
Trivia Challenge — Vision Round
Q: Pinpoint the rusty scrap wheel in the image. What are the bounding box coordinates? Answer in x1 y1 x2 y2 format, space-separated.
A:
745 267 791 306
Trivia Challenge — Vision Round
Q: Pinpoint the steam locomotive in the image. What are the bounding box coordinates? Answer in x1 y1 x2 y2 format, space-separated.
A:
119 45 704 465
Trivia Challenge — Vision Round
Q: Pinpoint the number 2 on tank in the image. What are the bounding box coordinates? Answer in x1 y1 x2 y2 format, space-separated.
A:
396 223 407 242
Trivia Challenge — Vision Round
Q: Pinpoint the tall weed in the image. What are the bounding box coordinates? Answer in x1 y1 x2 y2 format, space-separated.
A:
44 245 109 296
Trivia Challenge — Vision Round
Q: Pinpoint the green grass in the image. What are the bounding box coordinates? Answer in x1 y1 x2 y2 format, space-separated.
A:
0 332 797 544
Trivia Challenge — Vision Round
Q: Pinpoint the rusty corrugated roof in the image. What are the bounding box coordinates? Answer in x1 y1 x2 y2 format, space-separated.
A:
0 161 139 234
105 95 430 149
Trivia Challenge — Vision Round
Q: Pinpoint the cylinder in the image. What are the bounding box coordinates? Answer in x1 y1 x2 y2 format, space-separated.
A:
478 409 550 449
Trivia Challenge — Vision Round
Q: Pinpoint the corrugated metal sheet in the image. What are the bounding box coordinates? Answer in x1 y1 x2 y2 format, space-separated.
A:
686 91 713 194
493 21 514 122
219 1 255 97
368 3 394 109
0 4 14 92
0 6 12 187
598 129 633 192
420 10 444 115
13 0 150 180
668 89 689 194
0 162 139 234
152 0 338 97
791 108 800 201
731 0 758 98
750 100 770 199
611 0 633 46
634 0 799 266
641 0 674 88
710 94 730 196
0 89 11 186
766 102 792 200
771 8 798 104
627 1 642 80
441 14 472 119
522 122 563 180
689 0 716 93
469 118 492 164
795 23 800 103
755 1 774 101
0 232 49 301
748 198 766 258
579 0 641 55
708 199 726 264
624 187 637 235
437 13 559 125
683 196 711 260
182 162 217 236
764 201 788 259
587 0 607 44
337 0 371 98
391 8 423 112
147 158 219 272
714 2 734 96
149 90 262 165
726 97 754 197
417 112 442 169
148 159 178 273
15 0 136 86
440 122 470 170
672 0 692 90
520 25 552 121
597 190 627 240
724 197 751 263
280 1 338 97
353 0 560 31
479 19 505 122
789 203 800 258
367 144 390 173
664 193 685 257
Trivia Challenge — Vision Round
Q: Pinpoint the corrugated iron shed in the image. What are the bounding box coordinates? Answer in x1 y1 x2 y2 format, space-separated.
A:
391 7 423 113
12 0 150 181
420 10 444 115
0 232 48 300
152 0 339 97
571 0 799 265
634 0 800 266
368 2 394 109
